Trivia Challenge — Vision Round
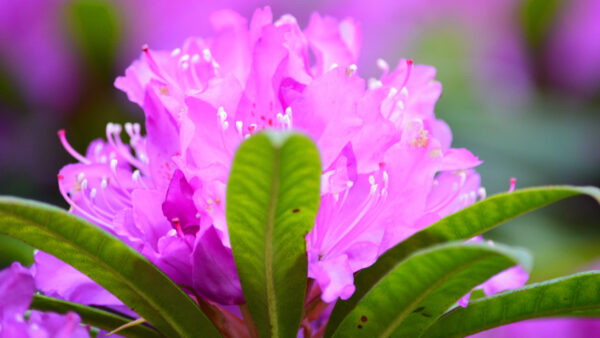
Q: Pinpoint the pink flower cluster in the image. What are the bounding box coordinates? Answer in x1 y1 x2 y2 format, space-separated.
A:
38 7 523 307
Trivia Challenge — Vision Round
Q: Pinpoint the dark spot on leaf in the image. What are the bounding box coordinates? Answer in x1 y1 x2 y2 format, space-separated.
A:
413 306 425 313
563 297 568 301
292 208 300 213
357 325 363 329
422 313 432 318
360 315 368 322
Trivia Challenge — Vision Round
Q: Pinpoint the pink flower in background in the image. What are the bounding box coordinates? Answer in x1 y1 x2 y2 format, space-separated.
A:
36 6 526 309
0 262 89 338
545 0 600 95
0 0 79 111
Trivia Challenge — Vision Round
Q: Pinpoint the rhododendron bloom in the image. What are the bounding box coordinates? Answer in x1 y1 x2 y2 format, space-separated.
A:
0 262 89 337
36 6 524 307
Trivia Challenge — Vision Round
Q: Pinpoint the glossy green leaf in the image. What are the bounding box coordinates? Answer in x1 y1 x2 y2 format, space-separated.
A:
30 295 160 338
0 197 220 338
327 185 600 334
327 242 530 337
426 271 600 337
226 132 322 338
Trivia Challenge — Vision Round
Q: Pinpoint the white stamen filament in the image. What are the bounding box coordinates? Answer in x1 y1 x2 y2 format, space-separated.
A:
368 78 383 89
105 123 147 174
58 130 91 164
110 159 118 172
202 49 212 62
376 58 389 72
478 187 487 200
397 100 405 110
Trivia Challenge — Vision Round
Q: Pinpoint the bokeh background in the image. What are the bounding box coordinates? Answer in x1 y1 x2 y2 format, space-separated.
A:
1 0 599 283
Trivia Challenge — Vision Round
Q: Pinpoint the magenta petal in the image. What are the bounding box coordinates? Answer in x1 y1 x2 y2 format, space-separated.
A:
192 226 244 305
162 170 200 234
344 240 380 272
426 119 453 151
481 265 529 297
132 189 171 251
114 57 152 107
209 9 251 84
470 318 600 338
33 251 121 306
304 13 361 75
28 311 89 338
0 318 29 337
457 292 472 308
0 262 34 319
291 67 364 168
151 234 195 288
309 255 355 303
143 85 181 190
441 148 483 171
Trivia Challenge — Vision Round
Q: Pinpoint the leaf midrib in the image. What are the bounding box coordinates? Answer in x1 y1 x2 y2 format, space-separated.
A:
378 251 503 338
0 204 193 337
437 273 600 337
265 145 281 337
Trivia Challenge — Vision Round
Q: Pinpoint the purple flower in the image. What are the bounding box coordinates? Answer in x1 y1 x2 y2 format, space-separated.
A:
38 7 526 307
0 262 89 337
470 318 600 338
0 0 79 110
544 0 600 95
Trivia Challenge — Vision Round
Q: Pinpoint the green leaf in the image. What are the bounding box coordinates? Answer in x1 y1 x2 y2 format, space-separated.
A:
425 271 600 337
226 131 322 338
65 0 121 76
0 197 220 338
327 242 530 337
30 295 160 338
327 185 600 334
520 0 563 49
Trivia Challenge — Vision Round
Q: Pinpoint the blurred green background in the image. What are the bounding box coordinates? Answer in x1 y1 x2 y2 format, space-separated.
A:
0 0 598 281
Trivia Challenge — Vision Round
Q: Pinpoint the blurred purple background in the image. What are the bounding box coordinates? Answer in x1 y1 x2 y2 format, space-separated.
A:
0 0 599 309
